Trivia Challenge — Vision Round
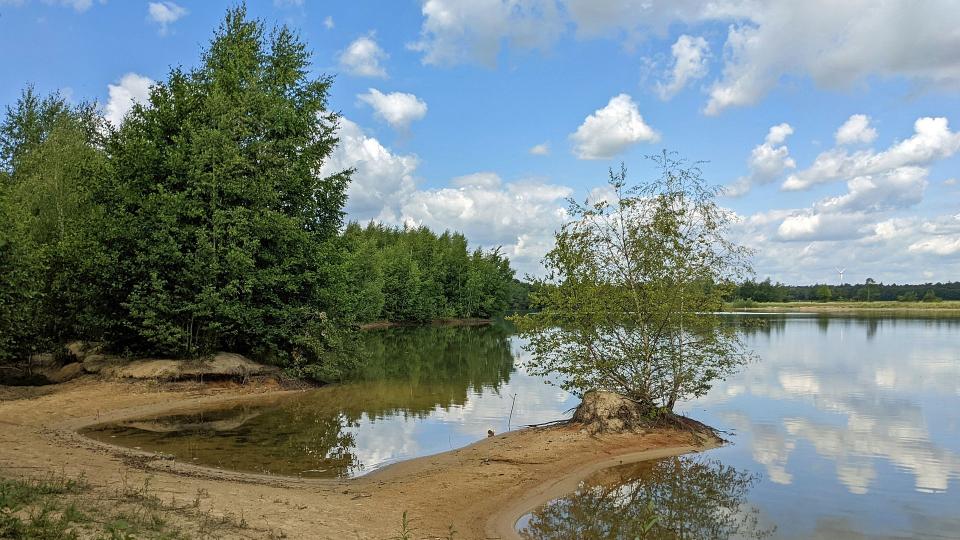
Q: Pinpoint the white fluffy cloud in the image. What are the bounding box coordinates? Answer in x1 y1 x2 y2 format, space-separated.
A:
729 115 960 282
412 1 960 114
783 117 960 191
835 114 878 145
570 94 658 160
399 177 570 272
104 73 153 126
147 1 187 35
699 2 960 115
909 235 960 256
357 89 428 131
656 34 710 100
339 35 388 78
409 0 564 66
529 142 550 156
726 123 795 196
323 16 334 29
318 118 418 221
321 118 570 274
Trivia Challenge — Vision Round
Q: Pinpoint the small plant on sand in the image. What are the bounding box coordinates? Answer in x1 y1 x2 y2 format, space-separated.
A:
392 511 414 540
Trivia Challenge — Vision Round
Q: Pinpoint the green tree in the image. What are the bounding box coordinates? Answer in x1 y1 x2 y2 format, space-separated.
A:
814 285 832 302
922 289 941 302
101 6 350 372
513 155 753 412
0 88 108 362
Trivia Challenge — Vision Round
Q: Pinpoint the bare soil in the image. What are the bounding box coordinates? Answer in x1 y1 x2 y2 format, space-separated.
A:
0 378 719 539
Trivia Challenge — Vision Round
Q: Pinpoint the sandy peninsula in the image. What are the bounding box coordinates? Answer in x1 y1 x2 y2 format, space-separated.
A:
0 378 719 539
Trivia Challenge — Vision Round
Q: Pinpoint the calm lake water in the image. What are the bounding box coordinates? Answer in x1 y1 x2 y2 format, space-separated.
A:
83 323 579 477
518 314 960 539
85 316 960 538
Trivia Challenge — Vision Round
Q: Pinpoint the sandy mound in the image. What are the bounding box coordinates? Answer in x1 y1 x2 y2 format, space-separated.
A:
101 352 278 381
571 390 651 434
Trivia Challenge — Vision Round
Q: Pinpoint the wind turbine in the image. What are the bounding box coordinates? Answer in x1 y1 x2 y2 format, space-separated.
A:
835 267 846 284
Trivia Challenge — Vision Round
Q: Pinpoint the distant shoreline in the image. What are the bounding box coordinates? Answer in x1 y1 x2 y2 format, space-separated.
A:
725 300 960 313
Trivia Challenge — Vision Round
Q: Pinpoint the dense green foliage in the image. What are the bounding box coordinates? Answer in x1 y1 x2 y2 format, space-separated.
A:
339 222 517 323
513 156 753 411
732 278 960 303
100 8 349 363
0 89 108 364
0 6 519 380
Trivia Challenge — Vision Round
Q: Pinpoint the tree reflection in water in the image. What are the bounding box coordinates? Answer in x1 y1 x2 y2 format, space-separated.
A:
83 323 519 477
519 455 774 540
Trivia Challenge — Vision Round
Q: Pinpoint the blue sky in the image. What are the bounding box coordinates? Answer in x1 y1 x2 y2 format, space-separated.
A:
2 0 959 283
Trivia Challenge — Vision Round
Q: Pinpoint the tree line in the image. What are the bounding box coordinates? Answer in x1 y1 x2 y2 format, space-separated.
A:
732 278 960 303
0 6 517 380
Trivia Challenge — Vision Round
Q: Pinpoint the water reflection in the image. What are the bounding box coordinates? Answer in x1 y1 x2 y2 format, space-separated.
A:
687 314 960 538
518 455 773 540
518 315 960 539
83 323 577 477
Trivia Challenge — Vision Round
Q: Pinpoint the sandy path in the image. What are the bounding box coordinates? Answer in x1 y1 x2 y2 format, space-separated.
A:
0 378 719 539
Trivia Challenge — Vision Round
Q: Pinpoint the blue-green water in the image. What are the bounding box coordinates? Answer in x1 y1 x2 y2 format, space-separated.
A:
519 315 960 539
84 323 578 477
85 316 960 538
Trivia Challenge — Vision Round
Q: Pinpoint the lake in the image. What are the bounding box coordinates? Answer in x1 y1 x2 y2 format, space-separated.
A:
85 315 960 538
83 323 579 477
519 314 960 539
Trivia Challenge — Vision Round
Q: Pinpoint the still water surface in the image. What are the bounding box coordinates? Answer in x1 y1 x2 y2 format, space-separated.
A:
84 324 578 477
519 315 960 539
86 316 960 538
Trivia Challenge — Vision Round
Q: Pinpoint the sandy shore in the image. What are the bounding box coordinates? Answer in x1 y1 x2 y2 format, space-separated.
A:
0 378 719 539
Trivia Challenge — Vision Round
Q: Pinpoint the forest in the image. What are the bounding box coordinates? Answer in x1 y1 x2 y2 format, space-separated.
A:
0 7 518 381
732 278 960 303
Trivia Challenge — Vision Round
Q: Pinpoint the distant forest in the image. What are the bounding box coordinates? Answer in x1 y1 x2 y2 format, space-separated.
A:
732 278 960 302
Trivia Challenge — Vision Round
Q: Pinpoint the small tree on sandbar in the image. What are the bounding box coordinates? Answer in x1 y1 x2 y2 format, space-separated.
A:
513 153 754 415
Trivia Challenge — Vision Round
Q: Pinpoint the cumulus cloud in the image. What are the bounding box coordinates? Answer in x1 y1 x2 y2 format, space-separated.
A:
701 2 960 114
726 123 795 196
733 208 960 282
147 1 187 35
409 0 564 66
318 118 418 221
323 16 334 29
784 117 960 191
357 89 428 131
570 94 658 160
815 167 928 214
727 115 960 281
104 73 154 126
656 34 710 100
320 118 570 275
411 1 960 114
529 142 550 156
339 35 388 78
909 236 960 256
399 178 570 272
835 114 878 145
